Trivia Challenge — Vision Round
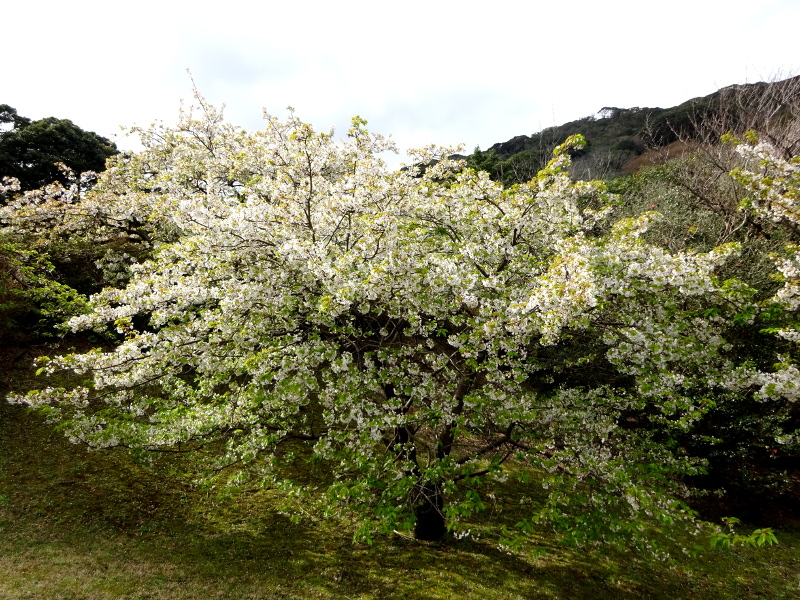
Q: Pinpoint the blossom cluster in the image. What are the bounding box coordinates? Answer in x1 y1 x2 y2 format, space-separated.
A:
8 97 800 547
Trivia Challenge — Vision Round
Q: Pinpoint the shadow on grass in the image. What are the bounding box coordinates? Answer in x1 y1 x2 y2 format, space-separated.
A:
119 521 721 600
2 383 797 599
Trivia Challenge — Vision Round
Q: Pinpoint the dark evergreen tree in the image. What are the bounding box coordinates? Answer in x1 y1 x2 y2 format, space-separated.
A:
0 106 117 195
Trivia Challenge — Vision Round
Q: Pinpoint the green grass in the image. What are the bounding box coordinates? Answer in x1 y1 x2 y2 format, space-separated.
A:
1 361 799 599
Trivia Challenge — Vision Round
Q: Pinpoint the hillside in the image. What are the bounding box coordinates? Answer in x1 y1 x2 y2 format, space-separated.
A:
470 74 800 184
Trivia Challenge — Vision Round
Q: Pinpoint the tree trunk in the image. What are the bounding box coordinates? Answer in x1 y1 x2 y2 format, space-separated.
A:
382 383 447 541
414 483 445 541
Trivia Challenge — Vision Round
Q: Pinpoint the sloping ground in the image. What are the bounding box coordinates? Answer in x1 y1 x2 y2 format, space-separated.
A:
476 74 800 183
2 353 800 599
619 141 697 174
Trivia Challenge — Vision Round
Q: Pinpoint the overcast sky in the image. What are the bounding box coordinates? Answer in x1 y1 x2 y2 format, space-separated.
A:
4 0 799 163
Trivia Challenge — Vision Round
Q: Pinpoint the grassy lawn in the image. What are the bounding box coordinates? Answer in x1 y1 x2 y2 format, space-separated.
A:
1 359 799 599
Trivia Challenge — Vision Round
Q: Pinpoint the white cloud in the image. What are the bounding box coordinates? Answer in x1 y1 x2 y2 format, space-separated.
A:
4 0 799 163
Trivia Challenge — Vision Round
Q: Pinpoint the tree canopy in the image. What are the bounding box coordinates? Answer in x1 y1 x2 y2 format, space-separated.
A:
7 95 799 549
0 106 117 196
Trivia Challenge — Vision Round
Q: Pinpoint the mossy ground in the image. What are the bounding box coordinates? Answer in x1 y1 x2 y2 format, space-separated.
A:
1 354 798 599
